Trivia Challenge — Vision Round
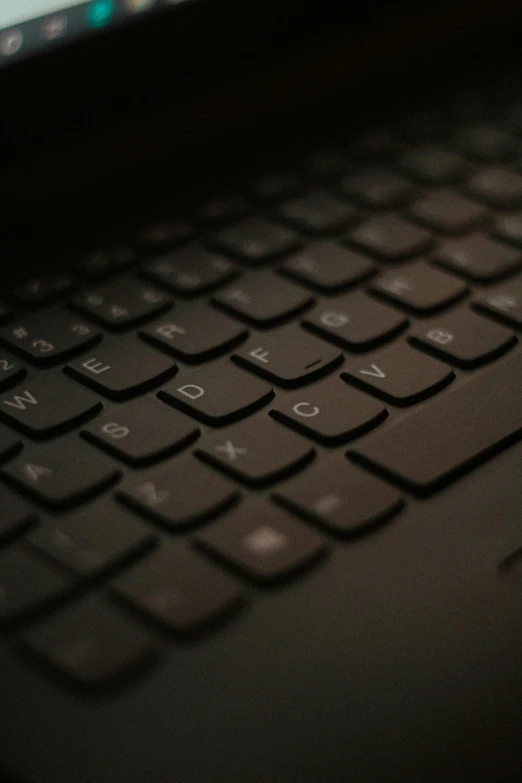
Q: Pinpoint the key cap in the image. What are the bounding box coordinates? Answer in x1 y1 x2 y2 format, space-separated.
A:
213 273 313 326
339 168 416 208
433 234 522 282
409 308 516 368
251 171 303 203
270 378 386 445
277 191 357 234
342 341 454 404
0 310 101 365
303 148 348 181
232 326 343 387
20 595 162 690
0 302 14 324
83 398 199 465
351 350 522 493
275 458 403 536
0 374 102 438
303 291 407 351
159 362 273 425
141 304 247 362
195 193 250 228
0 488 38 544
11 274 74 306
474 280 522 328
0 354 26 391
493 212 522 247
196 416 314 487
453 124 517 162
142 244 237 295
137 217 194 250
0 425 22 462
400 144 467 184
71 277 170 329
348 214 432 261
280 240 375 293
118 455 239 529
347 128 399 162
369 261 468 313
66 340 177 400
76 245 136 279
212 217 302 263
197 500 326 584
0 546 76 625
407 189 488 234
113 542 244 633
466 166 522 207
2 438 121 509
28 500 156 578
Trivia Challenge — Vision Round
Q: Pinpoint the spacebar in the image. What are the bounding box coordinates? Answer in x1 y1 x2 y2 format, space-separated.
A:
351 351 522 493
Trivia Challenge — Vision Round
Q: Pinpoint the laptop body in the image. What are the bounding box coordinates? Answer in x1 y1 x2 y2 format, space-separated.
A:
1 2 522 782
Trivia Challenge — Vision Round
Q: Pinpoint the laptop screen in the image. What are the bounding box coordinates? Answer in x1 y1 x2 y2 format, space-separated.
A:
0 0 189 64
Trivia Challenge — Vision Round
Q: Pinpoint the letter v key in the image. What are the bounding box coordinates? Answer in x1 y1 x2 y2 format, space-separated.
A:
359 364 386 379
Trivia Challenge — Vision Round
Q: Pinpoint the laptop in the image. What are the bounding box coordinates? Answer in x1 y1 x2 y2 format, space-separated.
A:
1 2 522 781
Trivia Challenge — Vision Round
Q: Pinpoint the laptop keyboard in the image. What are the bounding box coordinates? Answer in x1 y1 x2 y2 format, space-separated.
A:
1 74 522 692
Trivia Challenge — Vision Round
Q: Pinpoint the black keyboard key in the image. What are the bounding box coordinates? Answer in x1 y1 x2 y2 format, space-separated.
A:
280 241 375 293
0 301 14 324
0 546 76 625
303 148 348 181
118 455 239 529
142 245 237 295
400 144 467 184
348 214 432 261
251 171 303 202
76 245 136 279
71 277 170 329
342 342 454 404
28 500 156 578
407 189 488 234
137 217 194 250
0 374 101 438
11 274 74 306
409 308 516 367
369 261 468 313
351 351 522 493
433 234 522 282
347 128 399 161
303 291 407 351
20 595 162 690
339 168 416 208
232 326 343 387
2 439 121 509
66 340 177 400
474 281 522 327
197 500 326 584
0 425 22 462
277 191 357 234
0 488 38 544
270 378 386 445
493 211 522 247
466 166 522 207
454 124 517 162
195 193 250 227
275 459 403 536
83 398 199 465
196 416 314 487
213 274 313 326
141 305 248 362
0 311 101 365
113 542 244 634
0 354 26 391
212 217 302 263
159 362 273 425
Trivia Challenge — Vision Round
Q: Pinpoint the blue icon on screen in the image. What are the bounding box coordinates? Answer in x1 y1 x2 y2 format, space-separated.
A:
87 0 115 28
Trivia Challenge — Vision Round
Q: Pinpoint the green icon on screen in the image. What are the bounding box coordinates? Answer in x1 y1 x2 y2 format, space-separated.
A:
87 0 114 28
